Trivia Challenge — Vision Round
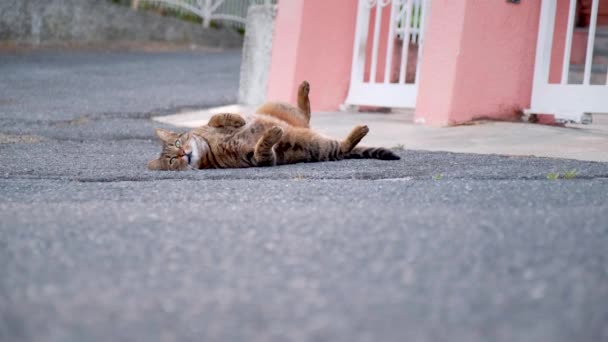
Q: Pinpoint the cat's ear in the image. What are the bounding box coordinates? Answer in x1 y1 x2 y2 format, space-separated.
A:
147 158 162 170
155 128 175 142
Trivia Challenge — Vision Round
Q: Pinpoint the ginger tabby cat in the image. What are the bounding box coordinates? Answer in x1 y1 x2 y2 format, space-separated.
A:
148 81 399 171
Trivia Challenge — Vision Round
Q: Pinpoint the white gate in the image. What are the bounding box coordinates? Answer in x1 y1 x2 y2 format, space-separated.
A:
528 0 608 123
132 0 275 29
344 0 429 109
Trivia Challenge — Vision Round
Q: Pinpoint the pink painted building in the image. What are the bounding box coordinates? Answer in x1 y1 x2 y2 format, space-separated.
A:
265 0 608 126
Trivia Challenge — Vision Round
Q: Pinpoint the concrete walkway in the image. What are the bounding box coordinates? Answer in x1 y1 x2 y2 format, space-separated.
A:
155 106 608 162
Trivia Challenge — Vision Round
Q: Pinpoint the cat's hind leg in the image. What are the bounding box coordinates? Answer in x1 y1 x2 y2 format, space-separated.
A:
297 80 311 124
341 125 369 154
255 80 311 128
254 126 283 166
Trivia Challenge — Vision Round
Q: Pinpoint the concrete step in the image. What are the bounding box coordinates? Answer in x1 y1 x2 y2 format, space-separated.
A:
575 27 608 50
594 35 608 51
568 64 608 84
597 27 608 36
571 28 608 65
593 47 608 64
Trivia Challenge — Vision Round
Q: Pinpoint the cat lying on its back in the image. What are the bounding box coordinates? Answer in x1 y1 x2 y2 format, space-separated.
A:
148 81 399 171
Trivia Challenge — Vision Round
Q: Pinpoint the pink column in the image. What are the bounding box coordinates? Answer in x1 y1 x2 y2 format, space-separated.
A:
266 0 357 111
549 0 570 84
415 0 542 126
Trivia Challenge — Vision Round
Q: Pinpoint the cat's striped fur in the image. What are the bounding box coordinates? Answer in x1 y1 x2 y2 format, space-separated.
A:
148 81 399 171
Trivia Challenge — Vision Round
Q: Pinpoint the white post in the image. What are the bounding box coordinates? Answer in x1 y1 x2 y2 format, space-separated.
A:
398 0 413 84
344 0 372 107
583 0 599 85
414 0 429 85
349 1 371 85
530 0 556 110
410 0 420 44
383 0 397 83
200 0 212 28
560 0 577 84
369 1 384 84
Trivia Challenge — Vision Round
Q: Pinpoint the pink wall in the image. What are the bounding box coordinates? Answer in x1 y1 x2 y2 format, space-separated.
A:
549 0 570 84
414 1 467 125
415 0 541 125
266 0 357 111
266 0 589 125
266 2 416 111
265 1 305 105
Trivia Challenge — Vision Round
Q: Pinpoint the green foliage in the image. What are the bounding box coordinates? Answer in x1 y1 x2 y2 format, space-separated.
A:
131 1 246 34
563 169 578 179
433 174 443 180
547 169 578 180
396 4 423 29
235 27 246 36
138 1 203 24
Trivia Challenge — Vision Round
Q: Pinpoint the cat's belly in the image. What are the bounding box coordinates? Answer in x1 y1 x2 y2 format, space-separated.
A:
221 118 315 167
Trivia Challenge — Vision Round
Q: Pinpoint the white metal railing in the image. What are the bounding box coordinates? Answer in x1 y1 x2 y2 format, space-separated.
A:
528 0 608 123
132 0 274 29
344 0 429 109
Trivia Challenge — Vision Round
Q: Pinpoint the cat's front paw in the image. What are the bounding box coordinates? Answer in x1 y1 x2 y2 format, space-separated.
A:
265 126 284 143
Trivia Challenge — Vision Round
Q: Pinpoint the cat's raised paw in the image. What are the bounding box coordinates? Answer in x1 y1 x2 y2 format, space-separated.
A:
342 125 369 153
298 81 310 97
351 125 369 140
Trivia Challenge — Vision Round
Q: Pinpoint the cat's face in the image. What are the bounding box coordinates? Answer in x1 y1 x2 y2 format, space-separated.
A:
148 128 198 171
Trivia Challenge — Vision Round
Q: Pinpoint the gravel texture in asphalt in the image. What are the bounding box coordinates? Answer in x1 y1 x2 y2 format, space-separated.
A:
1 50 607 342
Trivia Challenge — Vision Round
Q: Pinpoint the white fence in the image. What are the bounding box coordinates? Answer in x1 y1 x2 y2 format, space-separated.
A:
344 0 429 109
528 0 608 123
132 0 275 29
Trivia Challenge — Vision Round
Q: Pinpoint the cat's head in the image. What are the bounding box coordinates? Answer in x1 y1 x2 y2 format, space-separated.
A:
148 128 200 171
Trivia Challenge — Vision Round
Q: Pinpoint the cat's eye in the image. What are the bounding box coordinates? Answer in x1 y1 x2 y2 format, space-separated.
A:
175 140 181 148
169 157 176 165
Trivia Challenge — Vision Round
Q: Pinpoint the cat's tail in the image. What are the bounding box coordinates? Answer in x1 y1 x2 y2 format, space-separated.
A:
345 146 401 160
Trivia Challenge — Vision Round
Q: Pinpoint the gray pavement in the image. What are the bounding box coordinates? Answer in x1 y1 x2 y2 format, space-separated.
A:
1 49 608 342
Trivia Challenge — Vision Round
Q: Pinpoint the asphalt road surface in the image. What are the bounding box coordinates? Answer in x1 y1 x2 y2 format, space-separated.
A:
1 49 607 342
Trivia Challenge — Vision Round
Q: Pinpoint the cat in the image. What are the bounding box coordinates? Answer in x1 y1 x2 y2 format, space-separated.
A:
148 81 400 171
